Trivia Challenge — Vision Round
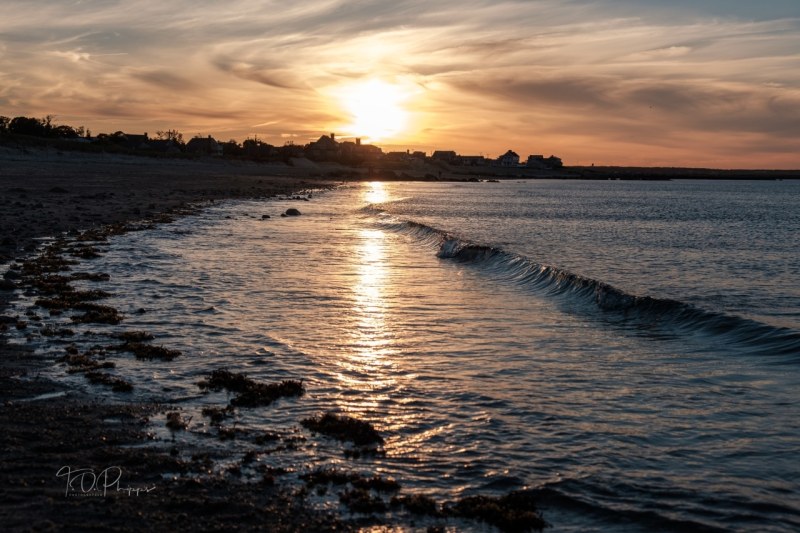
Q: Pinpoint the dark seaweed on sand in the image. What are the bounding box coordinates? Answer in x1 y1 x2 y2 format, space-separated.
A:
113 330 155 343
115 341 181 361
301 468 399 493
390 494 441 517
339 487 388 514
446 490 548 532
83 371 133 393
197 369 304 407
300 412 384 446
36 290 112 310
70 303 123 325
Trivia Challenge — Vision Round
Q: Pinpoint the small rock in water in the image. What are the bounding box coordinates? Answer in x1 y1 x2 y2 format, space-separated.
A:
284 208 301 216
261 214 271 219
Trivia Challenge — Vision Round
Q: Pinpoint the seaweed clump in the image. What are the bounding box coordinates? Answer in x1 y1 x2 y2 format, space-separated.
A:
60 352 115 373
301 468 399 493
165 411 189 431
36 290 112 310
70 303 123 325
340 488 387 514
390 494 441 517
197 369 304 407
113 330 155 343
300 412 384 446
83 371 133 393
117 341 181 361
201 405 235 426
446 490 547 532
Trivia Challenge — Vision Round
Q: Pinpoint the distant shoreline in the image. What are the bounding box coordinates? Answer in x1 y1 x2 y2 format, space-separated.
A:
3 136 798 183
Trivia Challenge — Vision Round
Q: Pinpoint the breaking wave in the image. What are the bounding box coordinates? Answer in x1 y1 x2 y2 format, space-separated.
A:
380 219 800 358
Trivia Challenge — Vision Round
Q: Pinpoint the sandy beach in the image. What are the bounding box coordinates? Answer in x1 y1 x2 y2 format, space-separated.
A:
0 147 354 531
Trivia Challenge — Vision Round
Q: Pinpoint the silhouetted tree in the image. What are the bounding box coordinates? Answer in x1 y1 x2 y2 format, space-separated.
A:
9 116 45 136
53 124 79 138
242 138 274 159
156 129 184 145
0 116 9 133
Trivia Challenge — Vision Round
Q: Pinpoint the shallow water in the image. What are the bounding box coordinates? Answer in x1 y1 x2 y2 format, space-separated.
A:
11 180 800 531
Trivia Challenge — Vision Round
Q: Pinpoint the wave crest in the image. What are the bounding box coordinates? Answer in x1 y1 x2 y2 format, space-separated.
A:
381 219 800 358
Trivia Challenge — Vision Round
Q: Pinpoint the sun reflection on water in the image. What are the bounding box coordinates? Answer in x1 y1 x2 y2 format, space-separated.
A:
364 180 388 205
336 222 398 399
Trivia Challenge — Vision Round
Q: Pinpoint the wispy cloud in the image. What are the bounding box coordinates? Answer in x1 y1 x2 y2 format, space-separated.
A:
0 0 798 167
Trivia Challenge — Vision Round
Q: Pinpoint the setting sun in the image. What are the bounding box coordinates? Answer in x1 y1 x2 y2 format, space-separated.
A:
335 79 413 142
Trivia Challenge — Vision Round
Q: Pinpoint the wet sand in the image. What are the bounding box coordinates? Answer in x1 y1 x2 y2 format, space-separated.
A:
0 147 354 531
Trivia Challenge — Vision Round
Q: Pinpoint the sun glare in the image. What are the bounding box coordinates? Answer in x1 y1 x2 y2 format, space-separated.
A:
335 79 413 142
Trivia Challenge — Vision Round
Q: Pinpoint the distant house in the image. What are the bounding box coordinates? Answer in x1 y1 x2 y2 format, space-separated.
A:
546 155 563 168
305 134 340 161
339 137 383 163
457 155 488 166
123 133 149 148
526 155 546 168
148 139 182 154
186 135 223 156
431 150 457 163
497 150 520 167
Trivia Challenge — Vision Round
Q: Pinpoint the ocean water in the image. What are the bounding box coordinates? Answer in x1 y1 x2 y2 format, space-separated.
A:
12 179 800 531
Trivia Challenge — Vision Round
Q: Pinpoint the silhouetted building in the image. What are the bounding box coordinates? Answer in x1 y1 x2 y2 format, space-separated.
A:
497 150 520 167
148 139 182 154
306 134 339 161
457 155 489 166
432 150 457 163
186 135 223 156
526 154 563 169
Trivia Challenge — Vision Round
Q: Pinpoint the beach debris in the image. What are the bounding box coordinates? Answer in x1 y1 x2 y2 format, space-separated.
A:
445 490 547 532
40 325 75 337
27 274 74 294
35 290 112 310
20 252 77 275
197 369 304 407
115 341 181 361
253 431 281 445
83 371 133 392
300 412 384 446
165 411 189 431
201 405 235 426
339 488 388 514
70 303 123 325
69 245 102 259
301 468 400 493
60 351 115 373
216 425 252 441
390 494 441 517
69 272 111 282
112 330 155 343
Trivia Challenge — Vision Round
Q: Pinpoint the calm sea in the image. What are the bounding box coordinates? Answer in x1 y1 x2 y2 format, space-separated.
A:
13 179 800 531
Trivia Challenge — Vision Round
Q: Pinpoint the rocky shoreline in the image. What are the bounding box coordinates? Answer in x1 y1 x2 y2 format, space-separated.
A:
0 148 358 530
1 148 549 532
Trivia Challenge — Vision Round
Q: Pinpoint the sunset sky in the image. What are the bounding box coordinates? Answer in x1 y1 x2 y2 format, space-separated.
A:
1 1 798 168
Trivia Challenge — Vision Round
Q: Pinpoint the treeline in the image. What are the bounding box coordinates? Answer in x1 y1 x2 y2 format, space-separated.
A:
0 114 382 165
0 114 290 161
0 115 89 139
